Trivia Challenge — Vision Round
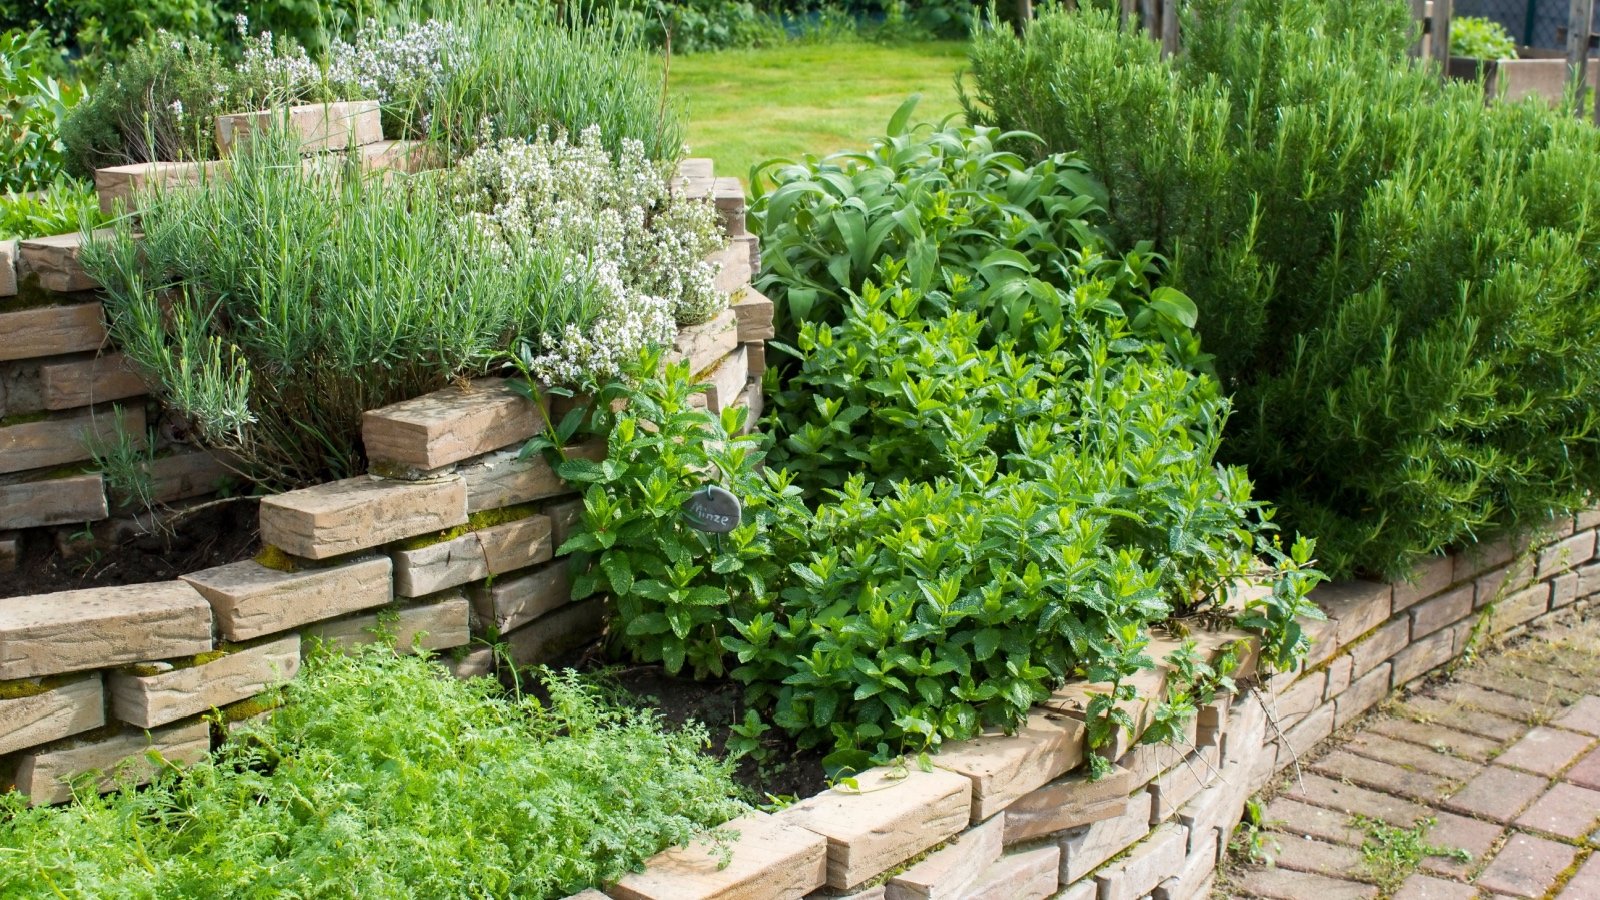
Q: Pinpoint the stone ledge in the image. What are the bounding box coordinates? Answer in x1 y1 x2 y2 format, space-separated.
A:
0 473 108 530
0 405 146 476
259 475 466 560
609 810 828 900
304 594 471 654
17 231 114 294
94 160 224 215
12 718 210 806
0 303 107 363
363 377 545 473
39 352 148 410
458 443 603 514
108 635 300 729
215 100 383 157
0 676 104 756
0 581 212 680
182 556 392 641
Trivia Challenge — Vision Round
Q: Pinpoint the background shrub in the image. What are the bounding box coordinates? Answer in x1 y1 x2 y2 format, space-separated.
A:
0 27 84 192
964 0 1600 579
1451 15 1518 59
0 646 742 899
0 177 108 240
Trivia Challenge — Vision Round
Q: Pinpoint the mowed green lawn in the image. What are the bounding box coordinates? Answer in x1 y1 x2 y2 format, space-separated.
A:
668 41 970 182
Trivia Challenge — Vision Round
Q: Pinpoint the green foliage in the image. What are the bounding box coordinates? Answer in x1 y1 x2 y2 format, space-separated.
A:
0 177 109 240
1451 15 1517 60
964 0 1600 578
0 646 743 898
82 404 158 513
80 132 613 486
1352 815 1472 893
618 0 789 53
0 27 83 192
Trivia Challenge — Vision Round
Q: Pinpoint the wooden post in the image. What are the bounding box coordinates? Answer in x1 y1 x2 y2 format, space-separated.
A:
1567 0 1596 117
1015 0 1033 33
1161 0 1180 57
1120 0 1136 28
1430 0 1453 75
1410 0 1429 58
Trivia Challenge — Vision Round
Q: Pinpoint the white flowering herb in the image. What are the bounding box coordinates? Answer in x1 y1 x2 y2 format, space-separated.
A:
448 126 727 385
328 19 466 129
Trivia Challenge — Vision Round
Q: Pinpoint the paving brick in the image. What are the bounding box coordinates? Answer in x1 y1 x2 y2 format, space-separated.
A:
1493 726 1594 777
1263 797 1365 846
1565 745 1600 790
1460 664 1579 706
1442 766 1547 822
1343 731 1482 780
1309 750 1455 803
214 100 382 156
1557 852 1600 898
14 719 210 806
38 352 147 410
1093 822 1185 900
0 675 103 755
1513 781 1600 839
1393 555 1457 611
1491 583 1552 634
0 473 107 529
362 378 544 472
1554 695 1600 737
183 556 391 641
0 581 212 679
1410 585 1475 639
1335 662 1393 729
1312 579 1394 646
1284 773 1433 828
1397 696 1526 743
884 814 1002 900
610 810 826 900
1349 618 1410 679
1474 832 1577 898
1233 866 1378 900
1056 790 1154 883
1390 627 1457 687
1393 873 1478 900
1515 661 1600 697
109 636 299 728
781 768 970 890
1001 763 1134 844
1267 832 1368 880
935 711 1086 821
1433 682 1549 724
259 474 466 559
1538 529 1597 577
963 846 1058 900
1416 810 1502 880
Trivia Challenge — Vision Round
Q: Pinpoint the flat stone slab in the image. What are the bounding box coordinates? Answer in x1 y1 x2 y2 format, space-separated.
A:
259 474 466 559
780 766 971 889
0 581 212 679
469 560 569 634
39 352 148 410
610 810 828 900
392 513 552 597
0 675 104 755
0 303 107 362
363 377 544 472
94 160 222 214
0 405 145 475
14 718 211 806
0 473 108 529
215 100 382 156
183 556 391 641
109 636 300 728
885 814 1003 900
1003 763 1135 844
965 846 1060 900
458 443 602 513
17 230 113 293
934 710 1087 821
305 594 471 654
667 307 739 376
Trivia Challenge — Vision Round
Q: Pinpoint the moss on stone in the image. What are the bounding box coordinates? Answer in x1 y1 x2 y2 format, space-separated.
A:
218 690 284 723
394 524 471 552
0 409 53 427
466 502 541 530
254 544 301 572
123 647 230 678
0 675 68 700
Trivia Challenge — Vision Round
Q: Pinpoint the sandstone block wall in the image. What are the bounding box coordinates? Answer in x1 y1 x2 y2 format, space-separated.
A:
0 153 766 807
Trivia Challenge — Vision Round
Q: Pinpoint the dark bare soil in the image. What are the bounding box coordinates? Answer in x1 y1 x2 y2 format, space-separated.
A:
3 499 260 598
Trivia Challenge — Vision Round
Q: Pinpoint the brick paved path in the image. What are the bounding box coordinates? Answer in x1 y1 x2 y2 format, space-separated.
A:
1220 614 1600 899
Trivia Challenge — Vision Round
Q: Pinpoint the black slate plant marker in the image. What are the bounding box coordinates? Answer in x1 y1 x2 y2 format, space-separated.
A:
682 485 742 534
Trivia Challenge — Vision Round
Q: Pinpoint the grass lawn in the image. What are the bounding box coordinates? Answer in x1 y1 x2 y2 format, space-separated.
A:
668 41 970 182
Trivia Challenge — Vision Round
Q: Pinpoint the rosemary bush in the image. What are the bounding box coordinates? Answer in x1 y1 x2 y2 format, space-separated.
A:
964 0 1600 578
0 646 742 898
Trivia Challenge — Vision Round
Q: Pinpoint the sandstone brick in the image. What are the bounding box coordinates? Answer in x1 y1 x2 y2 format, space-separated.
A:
688 346 748 414
1148 745 1220 823
476 514 553 575
14 719 210 806
0 581 211 679
934 710 1086 820
546 498 584 552
885 814 1002 900
1539 529 1597 577
140 450 236 505
1117 717 1196 786
38 352 147 410
732 287 775 342
1494 725 1594 777
1223 691 1268 768
1177 761 1248 853
964 846 1058 900
668 307 739 376
1477 554 1537 608
1153 825 1219 900
1390 626 1456 687
1579 508 1600 530
1476 832 1576 898
1301 613 1342 669
604 810 829 900
1410 584 1474 639
0 532 17 573
392 532 488 597
1349 618 1409 678
355 139 439 175
0 473 107 529
1233 866 1377 900
503 595 604 665
1271 669 1328 730
1094 822 1185 900
446 646 494 679
0 405 145 475
0 676 103 755
1335 662 1392 728
674 158 714 188
215 100 383 156
1001 763 1134 844
1276 702 1336 770
711 243 752 295
94 160 221 215
1197 698 1228 747
17 230 112 293
0 303 106 362
0 239 14 296
1393 554 1456 611
1552 570 1580 608
183 556 391 641
1577 561 1600 602
1057 789 1154 882
458 443 603 513
109 636 299 728
1046 663 1167 757
1514 782 1600 839
1443 766 1547 822
1324 653 1355 699
305 594 471 654
734 382 764 435
780 766 970 890
259 474 466 559
469 560 569 634
1312 579 1393 646
362 378 544 472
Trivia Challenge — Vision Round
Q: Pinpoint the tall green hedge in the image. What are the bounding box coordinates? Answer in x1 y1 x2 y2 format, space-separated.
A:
963 0 1600 579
